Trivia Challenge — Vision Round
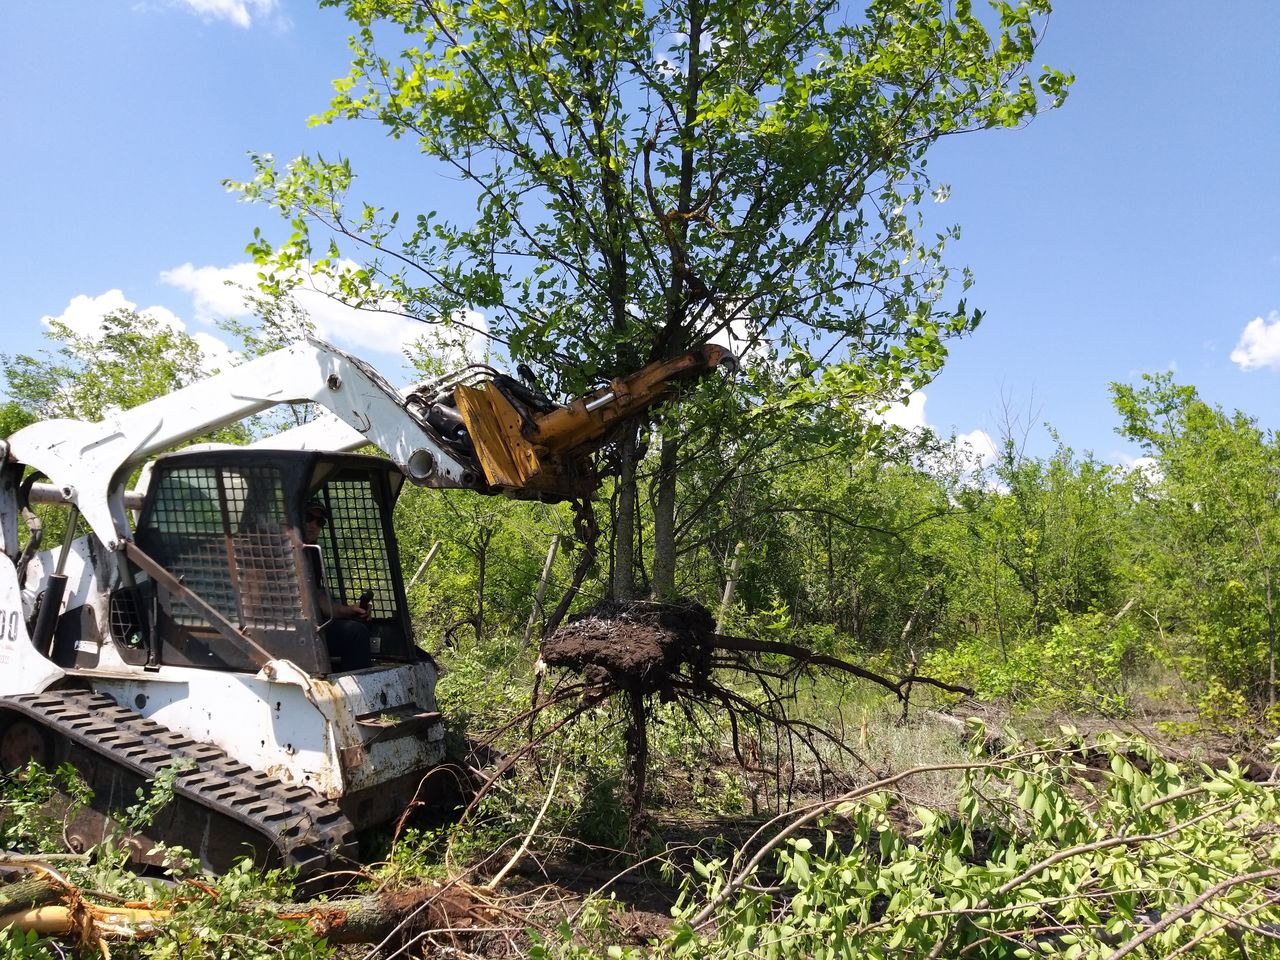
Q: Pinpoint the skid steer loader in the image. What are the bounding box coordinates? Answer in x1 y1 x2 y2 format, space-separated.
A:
0 337 732 875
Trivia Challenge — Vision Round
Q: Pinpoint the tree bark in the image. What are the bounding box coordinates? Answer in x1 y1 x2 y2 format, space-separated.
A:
623 689 649 841
475 527 493 644
612 428 638 601
651 433 680 599
0 877 65 915
277 884 493 945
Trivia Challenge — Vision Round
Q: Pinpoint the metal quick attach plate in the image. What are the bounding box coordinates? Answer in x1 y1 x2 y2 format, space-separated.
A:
0 690 358 877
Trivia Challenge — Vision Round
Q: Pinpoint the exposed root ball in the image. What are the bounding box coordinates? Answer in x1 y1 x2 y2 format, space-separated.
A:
540 600 715 694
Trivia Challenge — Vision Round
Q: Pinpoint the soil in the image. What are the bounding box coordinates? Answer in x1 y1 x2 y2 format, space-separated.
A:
540 600 717 695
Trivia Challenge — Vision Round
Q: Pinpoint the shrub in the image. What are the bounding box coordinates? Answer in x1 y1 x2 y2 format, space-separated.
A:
927 611 1143 712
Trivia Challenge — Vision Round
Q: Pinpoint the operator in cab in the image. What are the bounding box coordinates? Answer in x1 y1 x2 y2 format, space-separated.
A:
303 499 373 670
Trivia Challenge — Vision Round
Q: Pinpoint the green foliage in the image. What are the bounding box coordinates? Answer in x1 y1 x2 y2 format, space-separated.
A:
659 731 1280 959
929 611 1143 712
0 762 92 854
0 930 55 960
2 312 236 428
0 759 330 960
530 896 644 960
397 485 574 650
1112 373 1280 707
1195 678 1254 735
232 0 1071 595
973 440 1126 634
1 309 250 548
242 0 1069 392
146 861 330 960
0 401 35 437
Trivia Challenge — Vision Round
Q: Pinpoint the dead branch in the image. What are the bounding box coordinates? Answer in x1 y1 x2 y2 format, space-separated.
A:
712 632 974 698
711 633 902 696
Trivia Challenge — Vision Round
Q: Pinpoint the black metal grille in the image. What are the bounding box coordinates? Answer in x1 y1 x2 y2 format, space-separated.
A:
311 478 398 621
107 589 147 648
142 465 303 632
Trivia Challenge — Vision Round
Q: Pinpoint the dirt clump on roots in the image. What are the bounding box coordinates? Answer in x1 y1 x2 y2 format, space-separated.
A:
539 600 716 695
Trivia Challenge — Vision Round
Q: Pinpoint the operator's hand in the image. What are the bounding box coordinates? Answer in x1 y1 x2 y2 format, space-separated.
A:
336 603 371 621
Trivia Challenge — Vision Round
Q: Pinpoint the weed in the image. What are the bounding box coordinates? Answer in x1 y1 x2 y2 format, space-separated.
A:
0 762 90 854
0 929 53 960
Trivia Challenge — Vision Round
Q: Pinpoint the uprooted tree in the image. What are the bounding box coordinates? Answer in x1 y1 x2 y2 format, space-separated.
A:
469 598 972 829
234 0 1071 602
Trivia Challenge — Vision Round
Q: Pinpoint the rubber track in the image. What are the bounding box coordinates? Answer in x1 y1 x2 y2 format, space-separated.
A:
1 690 358 876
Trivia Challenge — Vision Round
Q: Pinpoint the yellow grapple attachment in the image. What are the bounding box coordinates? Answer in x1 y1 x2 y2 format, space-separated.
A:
454 344 735 499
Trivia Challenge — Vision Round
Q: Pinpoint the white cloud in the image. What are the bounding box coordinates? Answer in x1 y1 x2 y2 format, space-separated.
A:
192 331 241 373
173 0 280 28
404 309 491 370
294 286 424 354
876 390 928 431
955 428 998 469
1230 310 1280 371
159 262 260 321
1116 453 1163 485
290 267 484 357
867 391 1000 485
41 289 239 374
43 290 185 338
869 392 994 462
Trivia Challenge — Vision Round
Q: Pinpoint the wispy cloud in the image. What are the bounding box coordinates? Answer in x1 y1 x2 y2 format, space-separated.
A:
172 0 282 29
160 259 490 361
1231 310 1280 371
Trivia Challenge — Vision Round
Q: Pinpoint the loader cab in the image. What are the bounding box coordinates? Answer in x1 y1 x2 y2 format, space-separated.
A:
127 449 416 676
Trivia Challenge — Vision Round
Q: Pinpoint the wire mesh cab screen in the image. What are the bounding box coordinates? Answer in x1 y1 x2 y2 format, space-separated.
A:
310 479 391 615
132 450 414 674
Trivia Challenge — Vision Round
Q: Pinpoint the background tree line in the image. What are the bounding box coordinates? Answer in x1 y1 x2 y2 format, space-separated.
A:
7 311 1280 726
6 0 1273 728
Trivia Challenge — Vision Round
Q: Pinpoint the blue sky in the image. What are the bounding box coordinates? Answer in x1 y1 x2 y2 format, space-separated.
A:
3 1 1279 468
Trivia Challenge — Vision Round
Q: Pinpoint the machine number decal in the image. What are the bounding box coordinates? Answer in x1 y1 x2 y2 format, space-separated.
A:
0 610 15 663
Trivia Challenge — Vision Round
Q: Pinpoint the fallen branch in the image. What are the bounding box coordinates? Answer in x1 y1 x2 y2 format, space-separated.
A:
274 883 498 945
0 873 500 947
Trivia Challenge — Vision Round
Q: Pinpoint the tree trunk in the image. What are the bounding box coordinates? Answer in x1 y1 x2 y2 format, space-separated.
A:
0 877 65 915
0 875 492 946
651 433 680 599
623 688 649 841
278 884 493 945
612 428 638 601
1265 567 1276 712
475 527 493 644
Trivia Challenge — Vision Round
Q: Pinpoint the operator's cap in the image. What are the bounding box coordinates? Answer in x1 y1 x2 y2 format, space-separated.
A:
304 498 330 522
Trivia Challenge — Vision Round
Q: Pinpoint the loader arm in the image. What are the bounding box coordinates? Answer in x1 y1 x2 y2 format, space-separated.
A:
2 338 735 556
254 343 738 499
2 340 481 555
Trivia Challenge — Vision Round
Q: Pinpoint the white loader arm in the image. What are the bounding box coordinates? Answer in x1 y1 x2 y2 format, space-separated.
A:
3 339 480 552
248 407 376 454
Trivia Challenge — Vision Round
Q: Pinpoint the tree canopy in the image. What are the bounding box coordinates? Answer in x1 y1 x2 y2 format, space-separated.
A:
234 0 1070 597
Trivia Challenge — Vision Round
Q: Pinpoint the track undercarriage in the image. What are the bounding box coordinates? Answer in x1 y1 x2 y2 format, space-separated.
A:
0 690 360 877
